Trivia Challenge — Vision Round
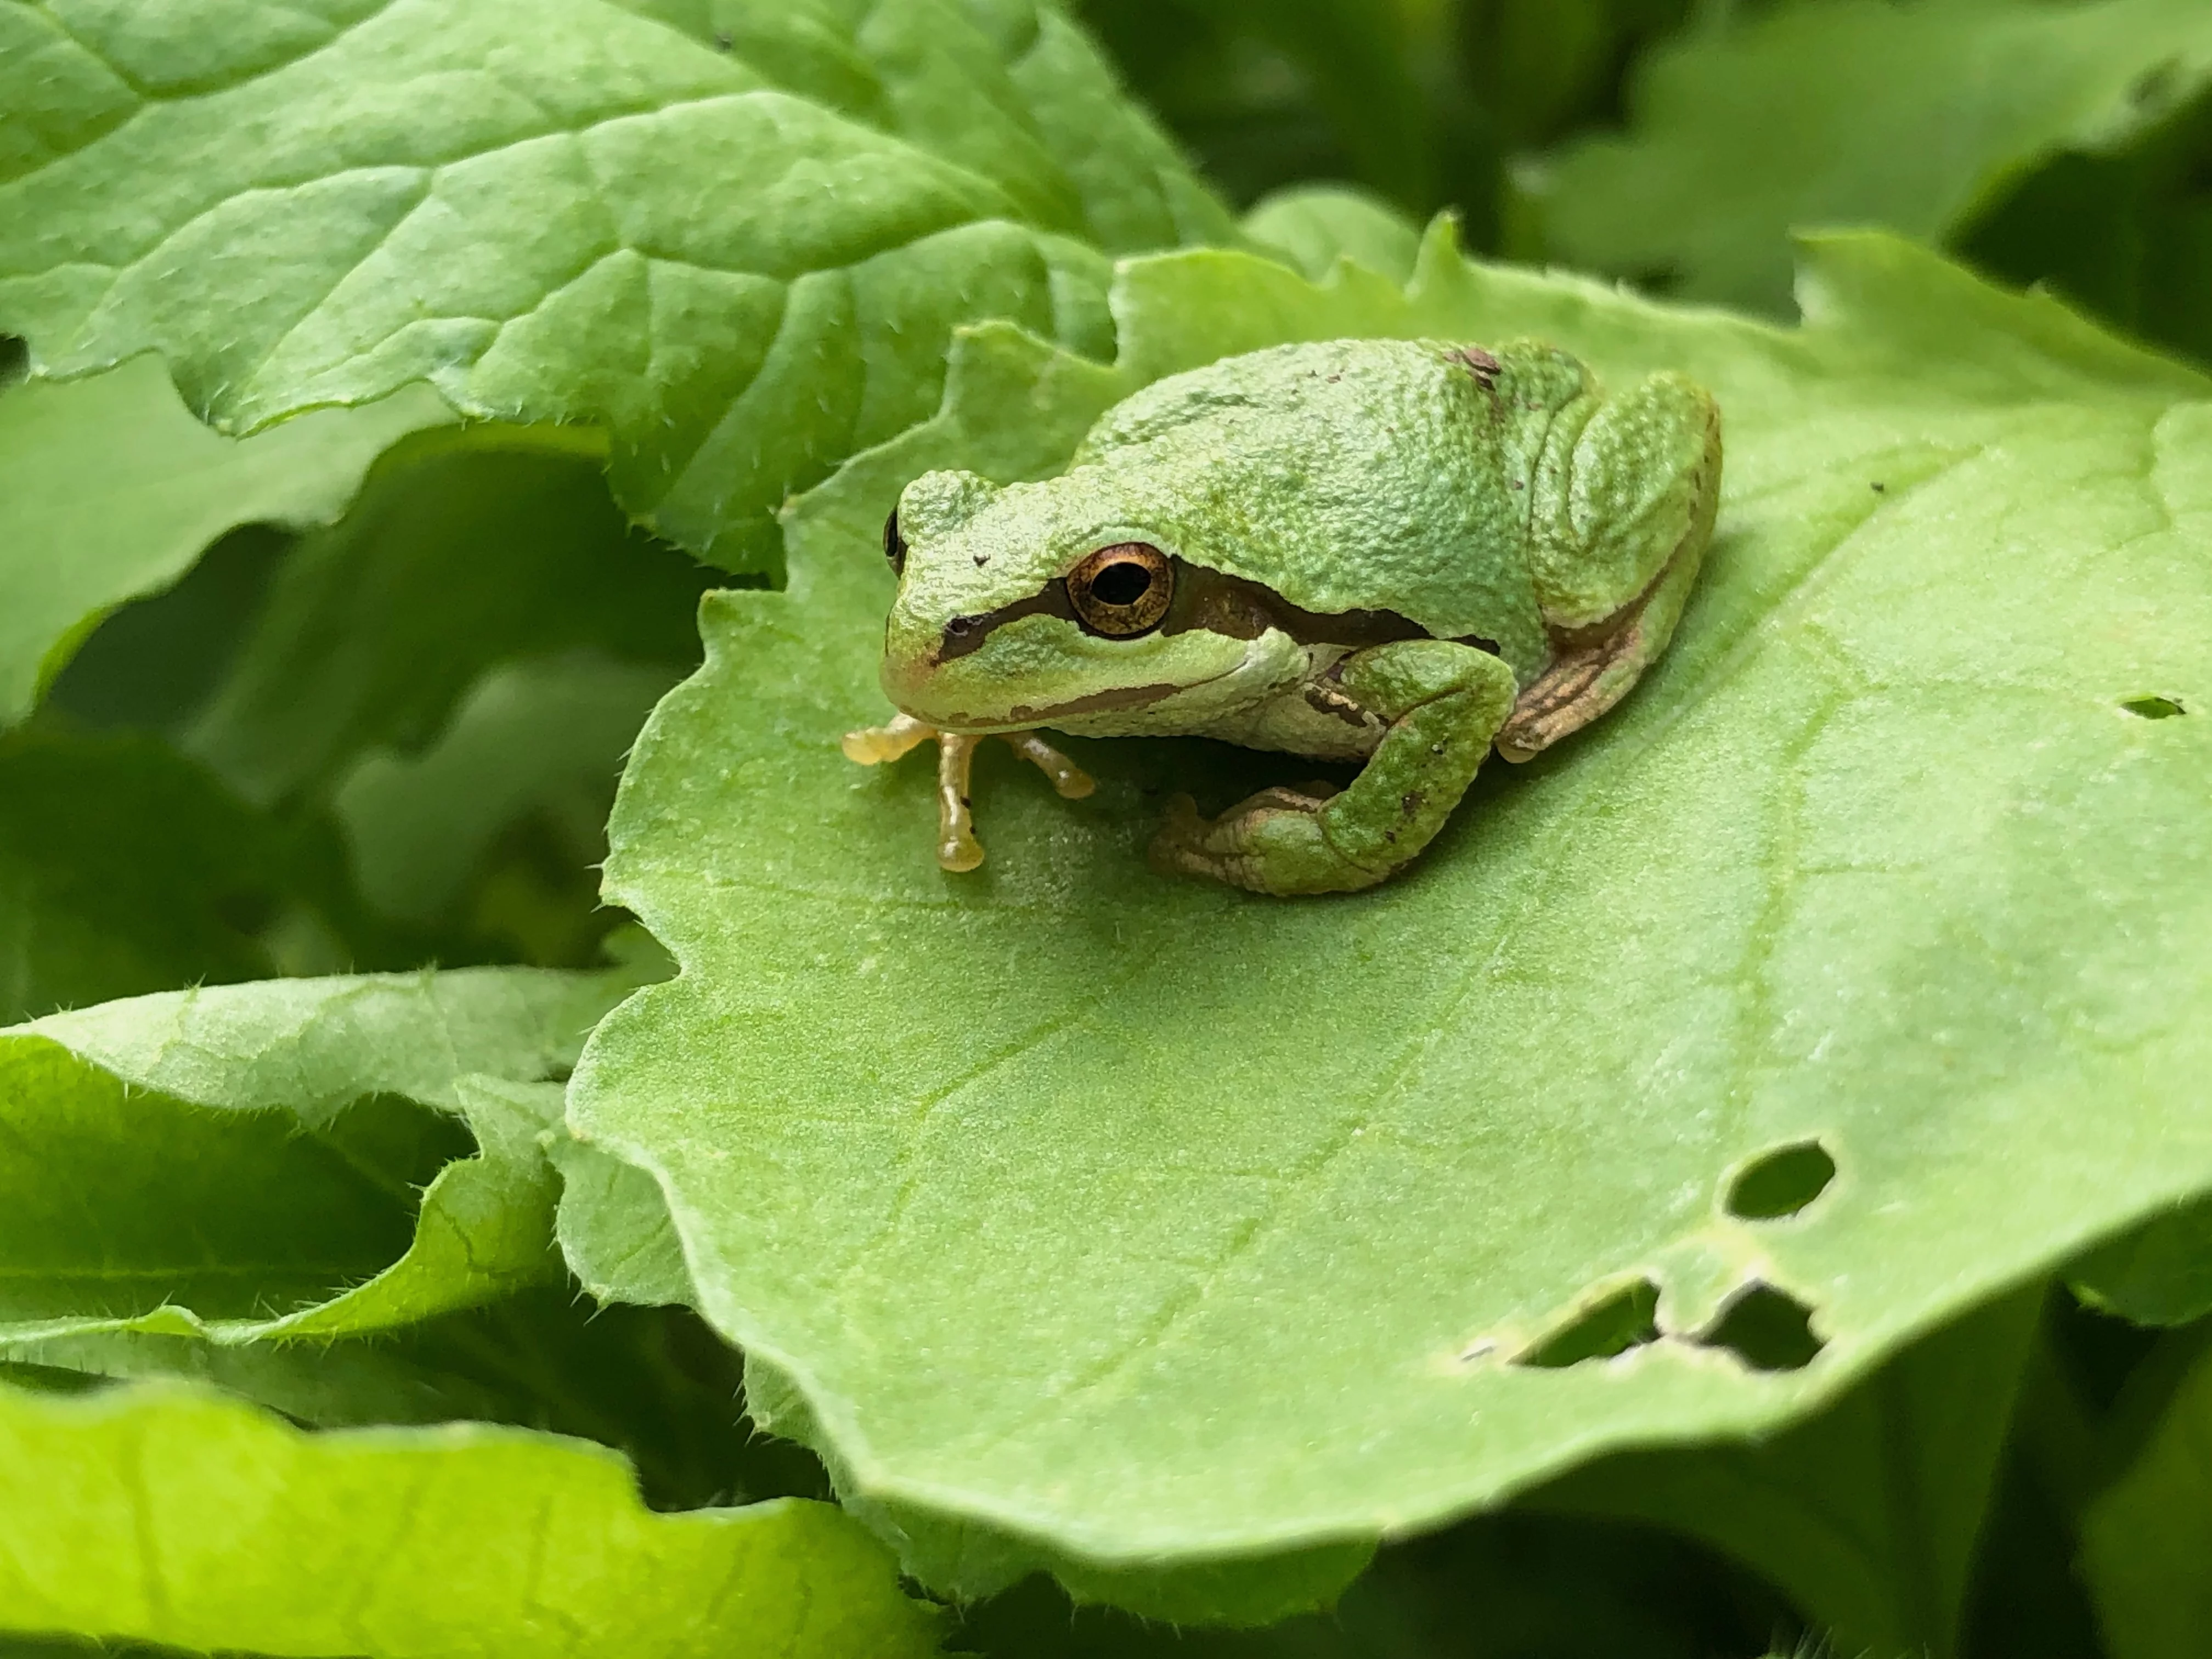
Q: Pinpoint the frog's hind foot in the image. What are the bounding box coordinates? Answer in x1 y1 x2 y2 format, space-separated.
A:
1496 524 1706 763
1495 619 1647 762
1149 783 1376 896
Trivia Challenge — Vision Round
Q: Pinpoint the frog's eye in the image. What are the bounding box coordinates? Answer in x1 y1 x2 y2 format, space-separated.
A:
1068 542 1173 637
883 509 907 577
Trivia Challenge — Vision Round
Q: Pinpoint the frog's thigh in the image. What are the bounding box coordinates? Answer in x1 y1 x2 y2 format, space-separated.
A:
1531 371 1718 629
1508 373 1720 760
1150 641 1516 895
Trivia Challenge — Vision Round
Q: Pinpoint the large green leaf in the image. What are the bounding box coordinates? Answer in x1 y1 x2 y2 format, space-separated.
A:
1533 0 2212 327
567 225 2211 1613
0 356 447 728
0 0 1232 567
0 1376 941 1657
0 963 643 1345
2081 1331 2212 1659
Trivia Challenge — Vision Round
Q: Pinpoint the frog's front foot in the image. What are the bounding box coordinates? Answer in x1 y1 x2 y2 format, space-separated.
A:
842 715 1093 873
1148 782 1382 896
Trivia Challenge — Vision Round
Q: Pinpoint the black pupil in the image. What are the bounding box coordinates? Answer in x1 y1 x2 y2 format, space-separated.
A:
1091 560 1153 607
883 510 906 573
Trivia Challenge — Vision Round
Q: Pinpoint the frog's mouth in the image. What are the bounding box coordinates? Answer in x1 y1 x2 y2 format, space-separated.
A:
920 665 1238 733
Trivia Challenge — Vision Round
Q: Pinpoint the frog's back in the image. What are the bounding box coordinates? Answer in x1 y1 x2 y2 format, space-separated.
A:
1071 339 1585 672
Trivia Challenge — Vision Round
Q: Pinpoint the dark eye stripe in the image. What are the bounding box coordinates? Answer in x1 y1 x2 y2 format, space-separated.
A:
932 556 1470 664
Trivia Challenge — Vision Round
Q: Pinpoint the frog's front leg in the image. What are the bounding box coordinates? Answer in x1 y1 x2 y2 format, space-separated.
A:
1150 640 1518 895
843 715 1094 873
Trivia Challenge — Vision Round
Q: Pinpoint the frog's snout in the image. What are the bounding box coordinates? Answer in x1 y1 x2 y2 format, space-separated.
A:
878 631 936 717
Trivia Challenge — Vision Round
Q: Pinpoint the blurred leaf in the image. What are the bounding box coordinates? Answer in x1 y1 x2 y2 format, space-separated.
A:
41 524 296 738
0 731 323 1024
568 225 2212 1616
1534 0 2212 334
0 0 1231 567
184 431 713 806
1459 0 1695 151
2081 1331 2212 1658
1075 0 1465 213
0 964 644 1345
0 1376 941 1657
2074 1197 2212 1327
0 357 448 727
332 651 680 930
1242 185 1424 285
1959 77 2212 369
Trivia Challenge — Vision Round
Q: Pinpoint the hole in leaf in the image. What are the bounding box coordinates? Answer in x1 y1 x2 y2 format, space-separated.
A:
1696 1283 1825 1372
2121 695 2185 719
1725 1140 1837 1220
1513 1278 1660 1369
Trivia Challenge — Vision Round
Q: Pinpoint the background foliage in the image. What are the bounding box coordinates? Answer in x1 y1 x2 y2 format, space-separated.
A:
0 2 2208 1656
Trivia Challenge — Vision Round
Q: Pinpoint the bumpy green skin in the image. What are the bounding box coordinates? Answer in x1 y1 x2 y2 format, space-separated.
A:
877 338 1721 894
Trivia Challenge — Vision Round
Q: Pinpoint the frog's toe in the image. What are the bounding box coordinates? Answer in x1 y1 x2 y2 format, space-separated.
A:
1001 731 1095 799
1148 788 1380 895
842 711 938 766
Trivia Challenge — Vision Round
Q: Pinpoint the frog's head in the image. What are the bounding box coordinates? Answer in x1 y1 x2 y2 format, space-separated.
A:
876 469 1259 734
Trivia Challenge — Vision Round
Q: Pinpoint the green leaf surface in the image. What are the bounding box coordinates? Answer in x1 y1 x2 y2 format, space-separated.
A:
0 1376 941 1657
0 964 642 1345
0 356 448 727
0 0 1231 566
569 224 2212 1611
1533 0 2212 316
184 430 713 806
2081 1331 2212 1659
1534 1286 2042 1657
553 1135 699 1309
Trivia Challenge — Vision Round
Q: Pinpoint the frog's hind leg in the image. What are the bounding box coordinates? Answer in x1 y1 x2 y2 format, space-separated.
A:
1500 370 1721 762
1150 640 1515 895
1497 535 1706 762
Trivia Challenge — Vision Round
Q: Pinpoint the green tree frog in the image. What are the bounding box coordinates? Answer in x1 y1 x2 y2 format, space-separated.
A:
844 337 1720 894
